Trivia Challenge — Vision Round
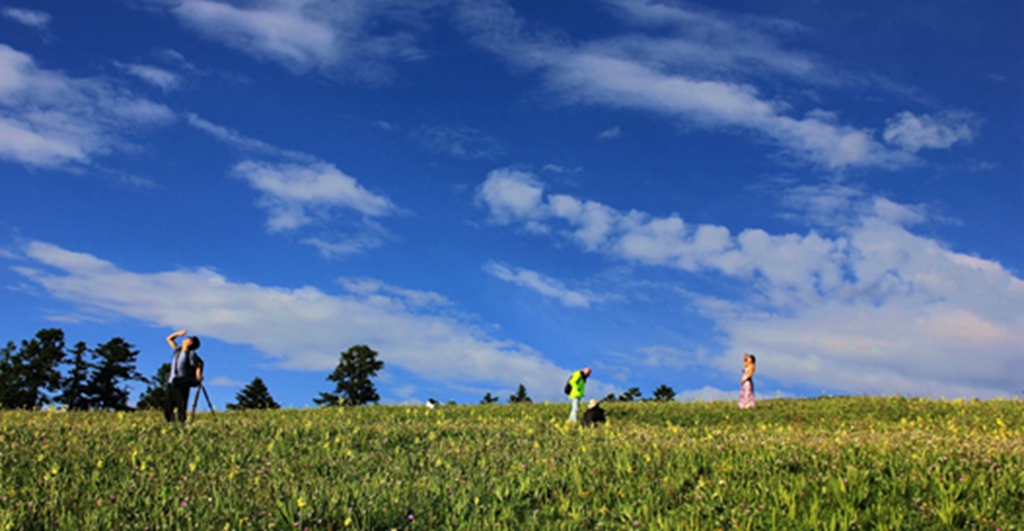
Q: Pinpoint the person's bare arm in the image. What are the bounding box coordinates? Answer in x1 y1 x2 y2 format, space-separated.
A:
167 329 187 350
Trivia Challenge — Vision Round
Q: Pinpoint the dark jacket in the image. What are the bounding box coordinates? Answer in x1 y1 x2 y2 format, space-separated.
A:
581 405 606 427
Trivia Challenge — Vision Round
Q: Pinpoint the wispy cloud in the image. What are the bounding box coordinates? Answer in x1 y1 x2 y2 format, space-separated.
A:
12 241 580 400
186 113 313 161
0 45 175 169
453 0 963 170
598 126 621 139
2 7 52 30
231 160 398 230
883 111 976 153
413 124 503 159
165 0 438 83
484 262 603 308
209 376 246 387
476 168 1024 398
187 114 397 258
115 62 183 92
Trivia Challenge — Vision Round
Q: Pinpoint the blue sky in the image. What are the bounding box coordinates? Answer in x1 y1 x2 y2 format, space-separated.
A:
1 0 1021 408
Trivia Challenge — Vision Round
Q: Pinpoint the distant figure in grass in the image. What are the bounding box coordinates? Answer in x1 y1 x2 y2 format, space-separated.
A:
739 353 756 409
164 329 203 424
566 367 591 422
581 399 606 427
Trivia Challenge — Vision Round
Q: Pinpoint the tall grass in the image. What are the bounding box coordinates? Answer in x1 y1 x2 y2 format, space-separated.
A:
1 396 1021 529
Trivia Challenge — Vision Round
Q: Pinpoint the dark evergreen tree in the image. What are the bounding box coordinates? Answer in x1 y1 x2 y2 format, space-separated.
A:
56 341 93 410
508 383 532 404
86 338 145 411
318 345 384 406
652 384 676 402
618 387 642 402
0 329 66 409
0 341 20 408
312 391 341 406
136 363 171 410
227 377 280 410
602 393 618 402
480 392 499 404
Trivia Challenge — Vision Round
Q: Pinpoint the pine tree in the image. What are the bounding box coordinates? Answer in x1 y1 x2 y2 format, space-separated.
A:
618 387 642 402
480 392 499 404
652 384 676 402
227 377 281 410
317 345 384 406
86 338 144 411
508 383 532 404
0 329 66 409
136 363 171 410
56 342 93 410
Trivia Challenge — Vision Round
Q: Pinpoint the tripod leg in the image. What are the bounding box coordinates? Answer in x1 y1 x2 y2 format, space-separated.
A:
190 386 200 423
200 384 217 419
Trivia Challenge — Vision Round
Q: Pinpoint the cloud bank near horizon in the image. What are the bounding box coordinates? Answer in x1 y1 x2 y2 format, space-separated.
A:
476 168 1024 398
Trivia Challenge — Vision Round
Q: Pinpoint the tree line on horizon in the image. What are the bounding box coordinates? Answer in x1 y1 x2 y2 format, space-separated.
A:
0 328 388 411
2 328 681 411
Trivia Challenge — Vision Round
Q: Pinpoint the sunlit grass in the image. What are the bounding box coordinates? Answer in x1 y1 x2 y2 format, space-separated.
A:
1 396 1021 529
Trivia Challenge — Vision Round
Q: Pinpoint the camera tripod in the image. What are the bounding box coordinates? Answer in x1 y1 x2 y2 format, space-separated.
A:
190 383 217 423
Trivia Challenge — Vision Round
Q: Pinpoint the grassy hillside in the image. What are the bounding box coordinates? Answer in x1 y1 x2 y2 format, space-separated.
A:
1 396 1021 530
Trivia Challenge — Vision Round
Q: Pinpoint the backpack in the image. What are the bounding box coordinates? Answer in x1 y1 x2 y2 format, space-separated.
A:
563 378 572 395
179 350 205 387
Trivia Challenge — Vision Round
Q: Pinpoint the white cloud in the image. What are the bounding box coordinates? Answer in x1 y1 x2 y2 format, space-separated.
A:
187 116 395 258
598 126 620 139
484 262 602 308
477 168 1024 398
230 160 398 231
209 376 246 387
186 113 313 161
454 0 929 169
301 234 385 259
0 44 175 169
2 7 52 29
173 0 337 72
115 62 183 92
883 111 976 153
12 241 579 400
166 0 435 82
474 168 547 226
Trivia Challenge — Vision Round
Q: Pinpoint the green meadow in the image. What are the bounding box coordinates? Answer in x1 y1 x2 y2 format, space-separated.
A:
1 396 1021 530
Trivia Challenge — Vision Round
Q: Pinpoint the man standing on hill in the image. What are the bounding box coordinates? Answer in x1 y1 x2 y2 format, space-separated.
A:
567 367 591 423
164 329 203 424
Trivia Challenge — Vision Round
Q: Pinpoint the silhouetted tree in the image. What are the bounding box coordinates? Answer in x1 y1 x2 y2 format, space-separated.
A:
602 393 617 402
56 342 93 410
652 384 676 402
480 392 499 404
508 383 532 404
618 387 642 402
316 345 384 406
86 338 145 411
136 363 171 410
313 391 341 406
0 329 66 409
227 377 280 410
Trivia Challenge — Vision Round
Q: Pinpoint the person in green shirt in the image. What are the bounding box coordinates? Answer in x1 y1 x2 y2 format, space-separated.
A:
567 367 591 422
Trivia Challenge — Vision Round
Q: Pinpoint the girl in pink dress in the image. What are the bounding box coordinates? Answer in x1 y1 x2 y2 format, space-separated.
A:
739 353 756 409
